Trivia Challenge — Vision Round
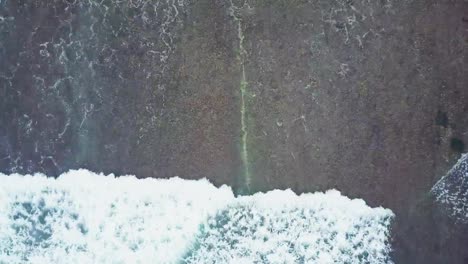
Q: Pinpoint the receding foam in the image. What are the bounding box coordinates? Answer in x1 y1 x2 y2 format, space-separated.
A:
0 169 394 263
431 153 468 223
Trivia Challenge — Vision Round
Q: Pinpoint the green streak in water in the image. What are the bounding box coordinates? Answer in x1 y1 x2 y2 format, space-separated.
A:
240 65 250 191
232 7 251 193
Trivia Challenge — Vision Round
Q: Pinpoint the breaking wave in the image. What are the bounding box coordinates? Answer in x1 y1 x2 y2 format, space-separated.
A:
0 170 393 263
431 153 468 223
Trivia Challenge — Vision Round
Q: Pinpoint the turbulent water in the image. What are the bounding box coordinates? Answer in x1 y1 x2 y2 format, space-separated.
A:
0 170 393 263
431 153 468 223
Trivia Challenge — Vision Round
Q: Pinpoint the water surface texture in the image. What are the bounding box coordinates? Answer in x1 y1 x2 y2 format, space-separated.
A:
1 0 468 263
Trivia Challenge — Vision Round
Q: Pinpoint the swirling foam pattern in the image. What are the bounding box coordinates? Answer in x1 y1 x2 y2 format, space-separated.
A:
0 170 393 263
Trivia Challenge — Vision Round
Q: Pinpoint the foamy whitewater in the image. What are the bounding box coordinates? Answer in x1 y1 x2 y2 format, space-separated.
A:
431 153 468 223
0 170 394 263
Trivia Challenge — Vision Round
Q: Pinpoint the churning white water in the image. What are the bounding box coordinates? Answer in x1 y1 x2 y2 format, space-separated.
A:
0 169 393 263
431 153 468 223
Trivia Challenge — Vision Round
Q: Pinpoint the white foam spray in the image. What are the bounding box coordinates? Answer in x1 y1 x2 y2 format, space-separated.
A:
0 169 393 263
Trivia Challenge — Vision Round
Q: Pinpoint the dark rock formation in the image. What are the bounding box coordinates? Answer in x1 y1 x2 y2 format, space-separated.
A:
1 0 467 262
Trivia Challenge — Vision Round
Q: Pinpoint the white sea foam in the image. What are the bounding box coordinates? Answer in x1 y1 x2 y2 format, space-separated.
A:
431 153 468 223
0 169 394 264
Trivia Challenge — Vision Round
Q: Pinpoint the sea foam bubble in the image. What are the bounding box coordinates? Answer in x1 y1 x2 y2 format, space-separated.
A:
0 169 393 263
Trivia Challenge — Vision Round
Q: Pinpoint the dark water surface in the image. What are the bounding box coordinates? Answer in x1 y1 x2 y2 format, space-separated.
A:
1 0 468 263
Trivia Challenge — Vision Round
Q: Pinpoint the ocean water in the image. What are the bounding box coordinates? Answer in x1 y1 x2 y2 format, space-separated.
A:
431 153 468 223
0 170 394 264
